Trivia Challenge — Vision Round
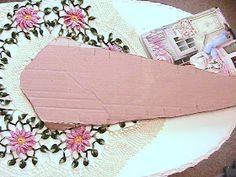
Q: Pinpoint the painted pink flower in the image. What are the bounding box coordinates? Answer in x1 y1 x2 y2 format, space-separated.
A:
106 43 122 52
7 129 36 155
64 8 86 30
16 7 40 30
65 127 91 152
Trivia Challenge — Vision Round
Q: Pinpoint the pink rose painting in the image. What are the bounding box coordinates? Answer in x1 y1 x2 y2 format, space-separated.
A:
7 129 36 155
66 127 91 152
16 7 40 30
64 8 86 30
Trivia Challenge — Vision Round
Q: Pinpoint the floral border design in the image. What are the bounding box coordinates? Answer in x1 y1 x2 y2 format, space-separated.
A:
0 0 131 169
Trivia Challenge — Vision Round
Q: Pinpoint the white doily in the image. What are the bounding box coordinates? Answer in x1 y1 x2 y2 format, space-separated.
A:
0 1 235 177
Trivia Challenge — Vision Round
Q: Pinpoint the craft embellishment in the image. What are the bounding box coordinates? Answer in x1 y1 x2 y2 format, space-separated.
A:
0 0 130 169
16 7 40 30
8 128 36 155
65 127 91 153
63 7 85 30
203 31 228 59
173 19 196 39
145 31 173 62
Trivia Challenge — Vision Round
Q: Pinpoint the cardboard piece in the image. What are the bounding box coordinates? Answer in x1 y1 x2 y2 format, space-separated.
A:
20 38 236 130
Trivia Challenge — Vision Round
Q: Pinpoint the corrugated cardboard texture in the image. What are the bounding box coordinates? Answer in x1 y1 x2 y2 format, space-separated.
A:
21 39 236 130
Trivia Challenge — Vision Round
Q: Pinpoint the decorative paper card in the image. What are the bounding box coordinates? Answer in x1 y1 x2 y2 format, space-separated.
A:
141 8 236 76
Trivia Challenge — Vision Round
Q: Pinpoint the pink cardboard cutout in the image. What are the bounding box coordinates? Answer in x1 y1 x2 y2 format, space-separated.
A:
20 38 236 130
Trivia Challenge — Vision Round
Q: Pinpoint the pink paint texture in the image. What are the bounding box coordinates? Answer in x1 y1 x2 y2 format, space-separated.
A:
20 38 236 130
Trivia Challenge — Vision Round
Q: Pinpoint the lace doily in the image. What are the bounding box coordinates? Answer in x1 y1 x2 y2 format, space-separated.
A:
0 1 164 177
